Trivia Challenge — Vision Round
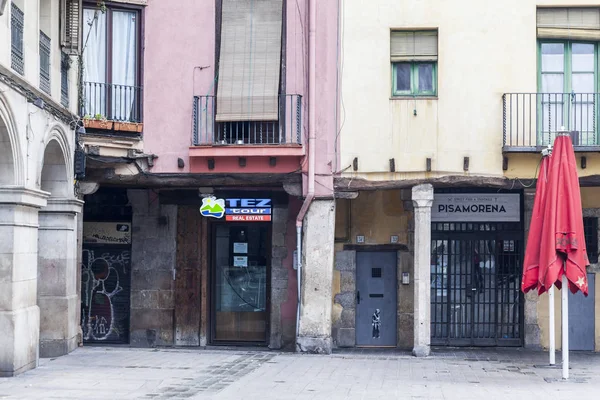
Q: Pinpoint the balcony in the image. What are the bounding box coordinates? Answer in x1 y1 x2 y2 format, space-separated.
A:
503 93 600 152
81 81 143 133
189 94 304 173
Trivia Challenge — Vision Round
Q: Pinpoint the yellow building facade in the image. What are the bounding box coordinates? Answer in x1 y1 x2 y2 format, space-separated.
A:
333 0 600 353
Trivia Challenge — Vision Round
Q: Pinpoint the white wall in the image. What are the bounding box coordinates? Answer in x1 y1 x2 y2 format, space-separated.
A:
339 0 600 180
0 0 78 114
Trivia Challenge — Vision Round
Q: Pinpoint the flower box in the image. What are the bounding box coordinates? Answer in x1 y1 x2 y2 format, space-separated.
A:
114 122 143 133
83 119 113 130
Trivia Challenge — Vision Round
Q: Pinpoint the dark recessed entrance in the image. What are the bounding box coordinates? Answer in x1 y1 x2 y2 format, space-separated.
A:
211 223 270 344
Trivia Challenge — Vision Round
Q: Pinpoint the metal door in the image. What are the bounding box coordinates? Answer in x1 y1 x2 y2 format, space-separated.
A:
569 273 596 351
356 252 397 347
431 222 523 346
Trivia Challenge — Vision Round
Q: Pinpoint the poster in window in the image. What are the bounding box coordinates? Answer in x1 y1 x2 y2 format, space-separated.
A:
233 256 248 267
233 242 248 254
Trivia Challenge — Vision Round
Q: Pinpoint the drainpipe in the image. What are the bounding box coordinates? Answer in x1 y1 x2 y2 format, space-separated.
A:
295 0 317 343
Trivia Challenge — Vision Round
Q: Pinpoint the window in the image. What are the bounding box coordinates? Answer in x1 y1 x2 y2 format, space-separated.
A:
11 2 24 75
82 4 141 123
61 52 70 108
583 217 598 264
537 8 600 145
61 0 81 55
40 31 51 95
390 31 437 96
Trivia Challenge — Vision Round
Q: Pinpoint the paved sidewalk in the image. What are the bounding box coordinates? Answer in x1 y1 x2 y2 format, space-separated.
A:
0 347 598 399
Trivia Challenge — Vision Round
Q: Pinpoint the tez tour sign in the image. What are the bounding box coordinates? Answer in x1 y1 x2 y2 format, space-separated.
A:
200 196 272 222
432 193 520 222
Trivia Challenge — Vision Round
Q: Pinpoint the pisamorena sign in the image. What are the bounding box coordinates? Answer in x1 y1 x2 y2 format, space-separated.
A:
432 193 520 222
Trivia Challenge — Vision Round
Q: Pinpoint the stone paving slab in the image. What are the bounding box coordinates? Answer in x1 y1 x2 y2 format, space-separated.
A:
0 347 598 399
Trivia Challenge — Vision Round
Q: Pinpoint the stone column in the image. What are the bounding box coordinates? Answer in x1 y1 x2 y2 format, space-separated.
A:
297 199 335 354
411 184 433 357
0 188 48 377
37 198 84 358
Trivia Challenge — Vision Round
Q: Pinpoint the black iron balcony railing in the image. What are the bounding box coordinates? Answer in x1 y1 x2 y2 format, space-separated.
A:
81 81 143 123
192 95 302 146
503 92 600 152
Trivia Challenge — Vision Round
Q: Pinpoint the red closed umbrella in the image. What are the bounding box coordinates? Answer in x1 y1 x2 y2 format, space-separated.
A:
521 155 550 294
538 134 589 296
521 132 590 379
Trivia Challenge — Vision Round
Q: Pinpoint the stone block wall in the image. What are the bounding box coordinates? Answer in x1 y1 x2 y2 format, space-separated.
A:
128 190 177 347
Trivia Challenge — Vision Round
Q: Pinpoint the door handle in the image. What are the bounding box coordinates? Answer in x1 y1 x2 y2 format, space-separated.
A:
357 291 360 304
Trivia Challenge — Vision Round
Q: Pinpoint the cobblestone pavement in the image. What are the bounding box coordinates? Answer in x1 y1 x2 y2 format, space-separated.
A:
0 347 598 399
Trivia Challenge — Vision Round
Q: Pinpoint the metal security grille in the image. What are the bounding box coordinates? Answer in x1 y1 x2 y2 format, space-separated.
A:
11 3 24 75
40 31 51 95
431 222 523 346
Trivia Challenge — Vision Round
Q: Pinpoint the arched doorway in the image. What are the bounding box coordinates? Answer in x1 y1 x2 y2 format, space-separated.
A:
37 135 83 358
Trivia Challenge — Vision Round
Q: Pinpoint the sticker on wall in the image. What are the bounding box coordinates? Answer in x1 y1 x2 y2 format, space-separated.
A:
200 196 226 218
372 309 381 339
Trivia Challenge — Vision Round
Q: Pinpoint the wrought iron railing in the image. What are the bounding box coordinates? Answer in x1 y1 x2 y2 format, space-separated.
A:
503 92 600 151
192 95 302 145
39 31 51 95
11 3 24 75
81 81 143 122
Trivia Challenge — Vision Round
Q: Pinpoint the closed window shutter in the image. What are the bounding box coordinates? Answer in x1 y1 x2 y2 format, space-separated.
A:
61 0 81 54
216 0 283 122
537 8 600 40
390 31 437 62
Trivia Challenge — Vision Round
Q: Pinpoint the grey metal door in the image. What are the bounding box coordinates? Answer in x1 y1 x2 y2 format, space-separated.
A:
569 273 595 351
356 252 397 346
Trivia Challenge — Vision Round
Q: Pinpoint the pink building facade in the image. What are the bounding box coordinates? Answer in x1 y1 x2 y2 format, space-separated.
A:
79 0 338 352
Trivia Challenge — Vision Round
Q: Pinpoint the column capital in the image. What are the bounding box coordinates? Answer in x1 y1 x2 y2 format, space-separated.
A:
412 184 434 209
42 198 85 214
0 187 49 208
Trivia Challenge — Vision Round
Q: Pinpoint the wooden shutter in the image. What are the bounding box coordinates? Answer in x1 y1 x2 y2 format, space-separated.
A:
390 31 437 62
61 0 81 54
537 8 600 40
216 0 283 122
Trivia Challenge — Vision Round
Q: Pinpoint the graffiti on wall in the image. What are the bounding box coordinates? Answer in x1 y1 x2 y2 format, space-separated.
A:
81 247 131 343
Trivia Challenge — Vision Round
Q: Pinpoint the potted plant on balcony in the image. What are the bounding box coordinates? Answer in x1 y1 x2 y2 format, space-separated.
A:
83 114 113 130
113 121 143 133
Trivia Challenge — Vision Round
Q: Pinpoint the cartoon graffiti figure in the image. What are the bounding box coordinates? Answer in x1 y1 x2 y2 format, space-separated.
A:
372 309 381 339
81 249 128 341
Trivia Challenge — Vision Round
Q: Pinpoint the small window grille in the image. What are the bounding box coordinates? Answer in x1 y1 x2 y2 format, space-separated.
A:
11 2 24 75
40 31 51 95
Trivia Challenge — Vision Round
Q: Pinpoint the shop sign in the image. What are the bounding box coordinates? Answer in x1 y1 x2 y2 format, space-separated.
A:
431 193 520 222
200 196 272 222
83 222 131 244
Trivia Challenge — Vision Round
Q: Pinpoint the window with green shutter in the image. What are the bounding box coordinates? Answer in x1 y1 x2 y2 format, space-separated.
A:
390 30 438 96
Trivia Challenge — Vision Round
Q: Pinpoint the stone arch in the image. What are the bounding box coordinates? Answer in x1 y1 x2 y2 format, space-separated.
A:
39 125 72 198
0 92 24 186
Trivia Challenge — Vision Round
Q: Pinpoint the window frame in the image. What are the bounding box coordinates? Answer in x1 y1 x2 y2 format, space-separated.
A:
537 39 599 94
82 2 143 89
392 61 437 97
11 2 25 76
82 1 144 122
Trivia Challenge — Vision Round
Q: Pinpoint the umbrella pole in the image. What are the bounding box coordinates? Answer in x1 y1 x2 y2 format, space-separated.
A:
548 286 555 365
562 272 569 380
